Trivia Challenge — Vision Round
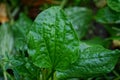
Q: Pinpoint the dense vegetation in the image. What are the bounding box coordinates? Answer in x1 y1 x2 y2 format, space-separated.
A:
0 0 120 80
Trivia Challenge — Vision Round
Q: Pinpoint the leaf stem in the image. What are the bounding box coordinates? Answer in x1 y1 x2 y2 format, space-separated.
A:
11 7 20 18
51 70 54 80
41 68 45 80
3 67 7 80
113 70 120 77
46 69 55 80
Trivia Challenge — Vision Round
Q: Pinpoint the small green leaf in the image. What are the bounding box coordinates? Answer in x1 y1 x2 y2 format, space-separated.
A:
104 25 120 37
27 7 79 70
0 24 13 59
107 0 120 12
12 13 32 50
57 43 120 79
11 56 39 80
95 7 120 24
65 7 93 39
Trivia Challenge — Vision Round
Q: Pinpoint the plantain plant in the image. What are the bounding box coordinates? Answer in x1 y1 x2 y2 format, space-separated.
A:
26 6 120 80
0 6 120 80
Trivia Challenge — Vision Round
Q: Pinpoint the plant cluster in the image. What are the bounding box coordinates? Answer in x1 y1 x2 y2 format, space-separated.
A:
0 0 120 80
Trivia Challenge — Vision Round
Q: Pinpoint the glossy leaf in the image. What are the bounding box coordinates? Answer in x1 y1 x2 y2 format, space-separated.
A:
95 7 120 24
107 0 120 12
57 43 120 79
65 7 93 39
27 7 79 70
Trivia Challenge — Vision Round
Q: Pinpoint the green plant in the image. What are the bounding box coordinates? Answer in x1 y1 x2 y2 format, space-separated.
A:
0 3 120 80
0 23 14 80
12 6 120 80
27 6 79 80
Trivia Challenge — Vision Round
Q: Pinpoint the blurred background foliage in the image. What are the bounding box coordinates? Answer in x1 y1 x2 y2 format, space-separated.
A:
0 0 120 80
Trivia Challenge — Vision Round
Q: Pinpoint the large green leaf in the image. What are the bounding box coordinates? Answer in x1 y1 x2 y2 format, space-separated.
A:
65 7 93 39
107 0 120 12
95 7 120 24
27 7 79 70
12 13 32 50
57 43 120 79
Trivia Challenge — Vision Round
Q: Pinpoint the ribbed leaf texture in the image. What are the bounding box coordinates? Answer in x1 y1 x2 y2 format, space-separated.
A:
27 6 79 70
57 43 120 79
